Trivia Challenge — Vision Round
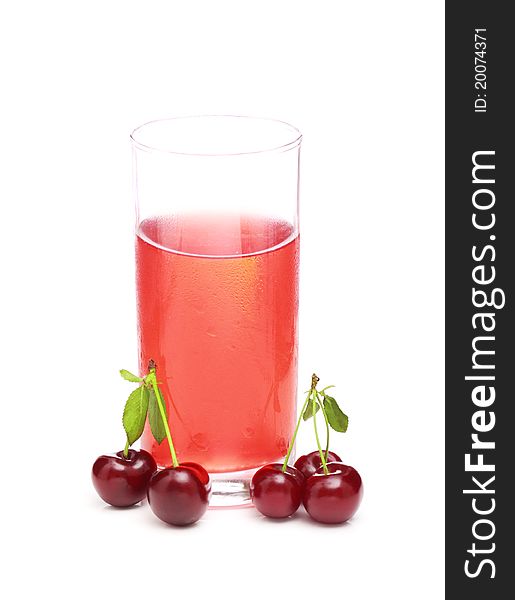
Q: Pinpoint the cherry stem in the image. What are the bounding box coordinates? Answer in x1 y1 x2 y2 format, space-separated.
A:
123 439 130 458
147 364 179 468
312 388 329 475
282 390 312 472
318 392 330 459
320 385 335 393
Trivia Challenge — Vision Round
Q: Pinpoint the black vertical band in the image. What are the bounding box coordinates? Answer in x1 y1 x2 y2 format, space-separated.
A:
446 2 513 596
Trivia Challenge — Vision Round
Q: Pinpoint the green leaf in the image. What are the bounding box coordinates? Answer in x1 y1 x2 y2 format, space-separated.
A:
323 396 349 432
122 385 149 445
303 398 321 420
120 369 142 383
148 386 167 444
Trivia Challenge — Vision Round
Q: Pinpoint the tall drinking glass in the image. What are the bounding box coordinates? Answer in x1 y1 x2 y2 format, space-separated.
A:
131 116 301 506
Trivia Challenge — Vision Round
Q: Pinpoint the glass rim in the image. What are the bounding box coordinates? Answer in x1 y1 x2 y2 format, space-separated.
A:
130 114 302 157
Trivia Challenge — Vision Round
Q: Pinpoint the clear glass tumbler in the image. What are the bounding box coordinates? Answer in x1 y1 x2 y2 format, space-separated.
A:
131 116 301 506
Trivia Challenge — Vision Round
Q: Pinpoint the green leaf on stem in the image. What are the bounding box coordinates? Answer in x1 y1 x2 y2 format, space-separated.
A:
120 369 142 383
323 396 349 432
122 385 149 445
148 386 167 444
303 398 320 420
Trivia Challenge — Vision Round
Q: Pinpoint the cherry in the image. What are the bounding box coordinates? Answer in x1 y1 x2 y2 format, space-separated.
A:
92 449 157 507
303 462 363 524
294 450 342 479
250 464 305 518
147 462 210 526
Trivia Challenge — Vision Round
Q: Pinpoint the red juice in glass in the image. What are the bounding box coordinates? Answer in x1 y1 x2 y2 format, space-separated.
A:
131 116 301 505
137 214 299 473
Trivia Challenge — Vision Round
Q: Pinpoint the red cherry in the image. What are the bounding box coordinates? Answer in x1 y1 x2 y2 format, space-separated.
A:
147 463 210 526
91 449 157 507
294 450 342 479
250 464 304 518
180 462 212 493
303 462 363 524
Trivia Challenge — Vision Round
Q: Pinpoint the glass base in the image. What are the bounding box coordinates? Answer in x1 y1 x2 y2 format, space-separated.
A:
207 453 294 508
208 466 258 508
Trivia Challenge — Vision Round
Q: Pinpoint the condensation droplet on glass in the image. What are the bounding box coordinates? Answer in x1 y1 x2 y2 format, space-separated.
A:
242 427 255 439
277 437 287 455
191 432 209 451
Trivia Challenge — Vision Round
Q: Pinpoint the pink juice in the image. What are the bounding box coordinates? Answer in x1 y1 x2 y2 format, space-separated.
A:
136 214 299 472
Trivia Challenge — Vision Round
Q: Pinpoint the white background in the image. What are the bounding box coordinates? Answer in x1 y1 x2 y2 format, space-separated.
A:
0 1 444 599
